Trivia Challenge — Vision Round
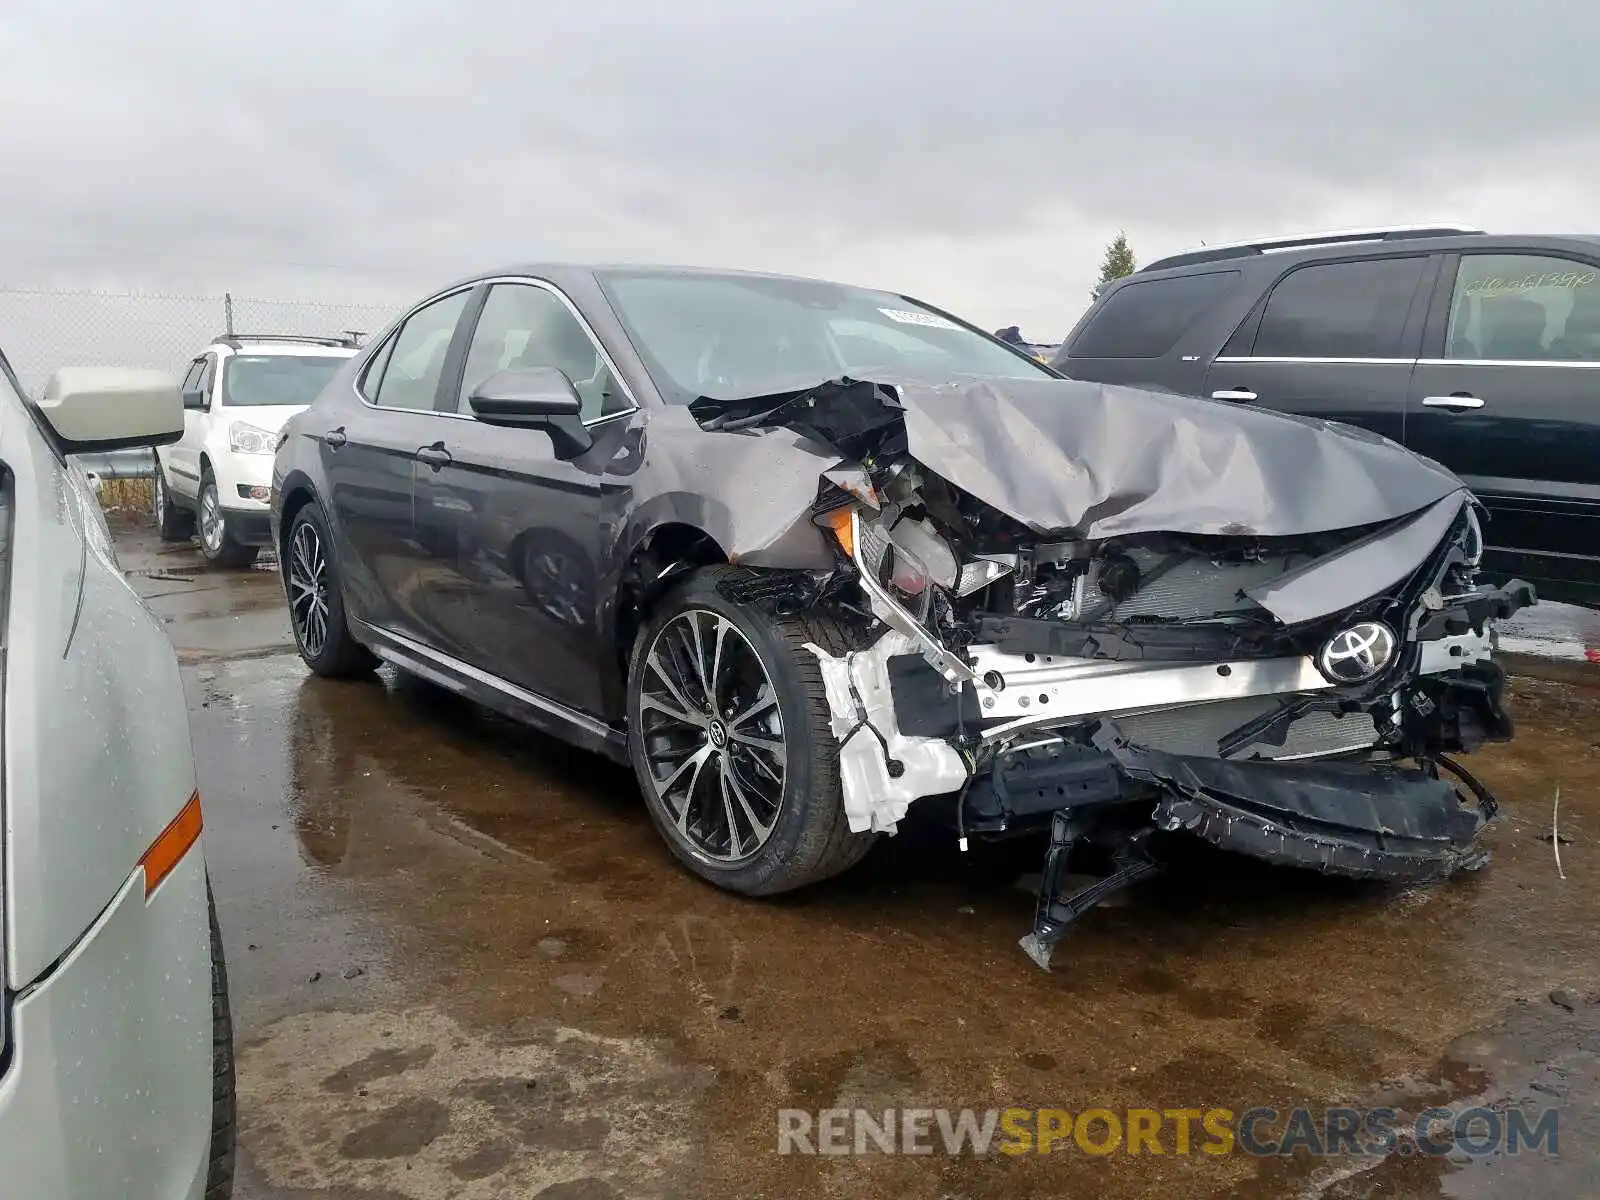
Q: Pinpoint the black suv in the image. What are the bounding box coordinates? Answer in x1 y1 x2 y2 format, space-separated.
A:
1053 225 1600 608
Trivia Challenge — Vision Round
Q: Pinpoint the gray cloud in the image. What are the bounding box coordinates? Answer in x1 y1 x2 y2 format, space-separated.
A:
3 0 1598 336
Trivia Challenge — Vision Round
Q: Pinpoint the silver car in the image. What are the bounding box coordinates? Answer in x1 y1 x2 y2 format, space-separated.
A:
0 353 234 1198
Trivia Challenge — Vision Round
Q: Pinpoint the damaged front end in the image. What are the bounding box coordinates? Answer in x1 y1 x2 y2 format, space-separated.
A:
691 376 1535 968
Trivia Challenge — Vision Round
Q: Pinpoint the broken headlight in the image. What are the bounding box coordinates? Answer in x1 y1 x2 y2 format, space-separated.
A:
823 505 1011 600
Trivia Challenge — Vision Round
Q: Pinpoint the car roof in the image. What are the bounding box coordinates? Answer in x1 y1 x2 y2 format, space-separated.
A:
206 334 360 356
437 262 901 295
1128 233 1600 283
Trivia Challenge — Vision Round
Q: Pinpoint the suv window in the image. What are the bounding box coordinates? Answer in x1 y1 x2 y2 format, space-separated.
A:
196 354 216 405
456 283 628 421
1444 253 1600 361
370 290 469 411
1067 271 1239 359
1249 258 1425 359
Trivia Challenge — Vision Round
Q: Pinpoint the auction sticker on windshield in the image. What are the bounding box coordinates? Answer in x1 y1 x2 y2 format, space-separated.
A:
879 308 961 330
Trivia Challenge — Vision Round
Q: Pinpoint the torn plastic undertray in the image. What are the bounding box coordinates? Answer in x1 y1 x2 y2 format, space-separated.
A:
1119 746 1490 882
1013 730 1497 969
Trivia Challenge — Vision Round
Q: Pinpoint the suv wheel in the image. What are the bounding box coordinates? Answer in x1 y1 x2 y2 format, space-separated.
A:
285 502 376 677
626 567 875 896
197 469 259 569
153 464 194 543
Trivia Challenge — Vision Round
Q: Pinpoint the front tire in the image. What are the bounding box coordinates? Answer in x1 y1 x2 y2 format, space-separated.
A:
197 470 260 569
153 463 195 543
626 567 874 896
285 502 376 677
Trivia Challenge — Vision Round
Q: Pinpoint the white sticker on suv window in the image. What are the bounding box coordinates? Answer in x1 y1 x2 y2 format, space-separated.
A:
879 307 960 330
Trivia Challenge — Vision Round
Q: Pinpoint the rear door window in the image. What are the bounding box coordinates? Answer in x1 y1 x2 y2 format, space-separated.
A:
1250 258 1426 359
1067 271 1239 359
1443 253 1600 361
370 290 470 411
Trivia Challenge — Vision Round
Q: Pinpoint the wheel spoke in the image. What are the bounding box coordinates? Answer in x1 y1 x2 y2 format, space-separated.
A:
637 608 787 864
645 648 707 726
718 765 745 857
665 744 715 835
639 692 708 729
728 686 777 730
707 616 729 713
721 757 772 846
684 612 711 700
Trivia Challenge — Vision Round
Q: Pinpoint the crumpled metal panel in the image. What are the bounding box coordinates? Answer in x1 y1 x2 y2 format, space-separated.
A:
891 376 1464 539
1245 490 1470 624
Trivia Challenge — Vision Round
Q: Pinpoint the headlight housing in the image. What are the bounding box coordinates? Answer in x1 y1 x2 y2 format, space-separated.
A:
229 421 276 455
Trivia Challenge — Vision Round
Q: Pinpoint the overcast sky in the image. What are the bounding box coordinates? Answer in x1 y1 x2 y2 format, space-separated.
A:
2 0 1596 339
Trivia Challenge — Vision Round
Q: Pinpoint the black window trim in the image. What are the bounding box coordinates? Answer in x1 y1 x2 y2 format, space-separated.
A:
1213 251 1439 365
196 353 218 411
1417 247 1600 367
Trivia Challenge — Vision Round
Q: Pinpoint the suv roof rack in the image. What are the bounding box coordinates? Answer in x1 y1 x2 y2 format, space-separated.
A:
212 332 362 349
1140 224 1486 273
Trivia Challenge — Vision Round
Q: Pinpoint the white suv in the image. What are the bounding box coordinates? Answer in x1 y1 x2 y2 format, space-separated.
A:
154 334 358 566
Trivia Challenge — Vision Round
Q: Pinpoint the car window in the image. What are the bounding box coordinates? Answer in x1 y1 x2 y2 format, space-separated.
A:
598 271 1052 404
456 283 628 422
179 358 204 393
1251 258 1425 359
371 290 469 411
222 355 347 407
1444 254 1600 361
359 331 397 403
1067 271 1239 359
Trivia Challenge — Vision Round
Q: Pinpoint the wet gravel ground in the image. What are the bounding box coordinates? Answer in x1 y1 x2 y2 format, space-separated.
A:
117 521 1600 1199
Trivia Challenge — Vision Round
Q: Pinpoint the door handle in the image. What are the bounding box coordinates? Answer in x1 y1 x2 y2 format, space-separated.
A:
416 443 453 471
1421 394 1486 412
323 426 347 449
1211 388 1258 402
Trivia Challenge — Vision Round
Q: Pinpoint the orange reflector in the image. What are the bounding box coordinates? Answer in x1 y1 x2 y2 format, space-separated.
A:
820 506 855 558
140 791 203 898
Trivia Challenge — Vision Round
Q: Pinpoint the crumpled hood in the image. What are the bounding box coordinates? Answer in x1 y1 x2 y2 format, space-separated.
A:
890 375 1465 539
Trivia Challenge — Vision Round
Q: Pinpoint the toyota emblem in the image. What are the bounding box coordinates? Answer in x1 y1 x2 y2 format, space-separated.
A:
1316 622 1398 684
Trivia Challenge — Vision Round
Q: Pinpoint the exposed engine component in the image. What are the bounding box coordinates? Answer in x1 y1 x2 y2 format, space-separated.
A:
689 373 1535 969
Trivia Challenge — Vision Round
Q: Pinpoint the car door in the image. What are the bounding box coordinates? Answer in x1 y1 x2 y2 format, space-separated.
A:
320 287 472 640
1406 250 1600 602
1202 255 1437 445
411 279 636 717
166 354 213 501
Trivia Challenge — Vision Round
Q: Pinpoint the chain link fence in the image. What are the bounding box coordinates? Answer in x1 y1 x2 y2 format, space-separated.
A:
0 286 403 480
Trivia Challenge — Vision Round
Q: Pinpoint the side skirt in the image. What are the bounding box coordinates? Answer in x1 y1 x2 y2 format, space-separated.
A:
351 619 630 764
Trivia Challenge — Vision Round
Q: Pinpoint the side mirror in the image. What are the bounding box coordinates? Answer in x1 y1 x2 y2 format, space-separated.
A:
467 367 592 459
182 388 207 410
36 367 184 454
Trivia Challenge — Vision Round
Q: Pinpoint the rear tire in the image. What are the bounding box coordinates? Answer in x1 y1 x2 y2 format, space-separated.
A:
197 469 259 569
206 884 237 1200
626 566 874 896
153 464 195 543
285 502 377 677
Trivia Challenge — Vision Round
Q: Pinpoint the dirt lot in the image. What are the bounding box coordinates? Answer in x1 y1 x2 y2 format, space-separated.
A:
116 519 1600 1199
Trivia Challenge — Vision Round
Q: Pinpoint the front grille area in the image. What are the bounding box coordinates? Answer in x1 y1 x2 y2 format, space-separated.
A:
1117 696 1379 761
1080 549 1308 621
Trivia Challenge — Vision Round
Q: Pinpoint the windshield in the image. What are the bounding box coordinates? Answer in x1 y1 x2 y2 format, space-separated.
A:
222 354 347 407
597 271 1054 403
